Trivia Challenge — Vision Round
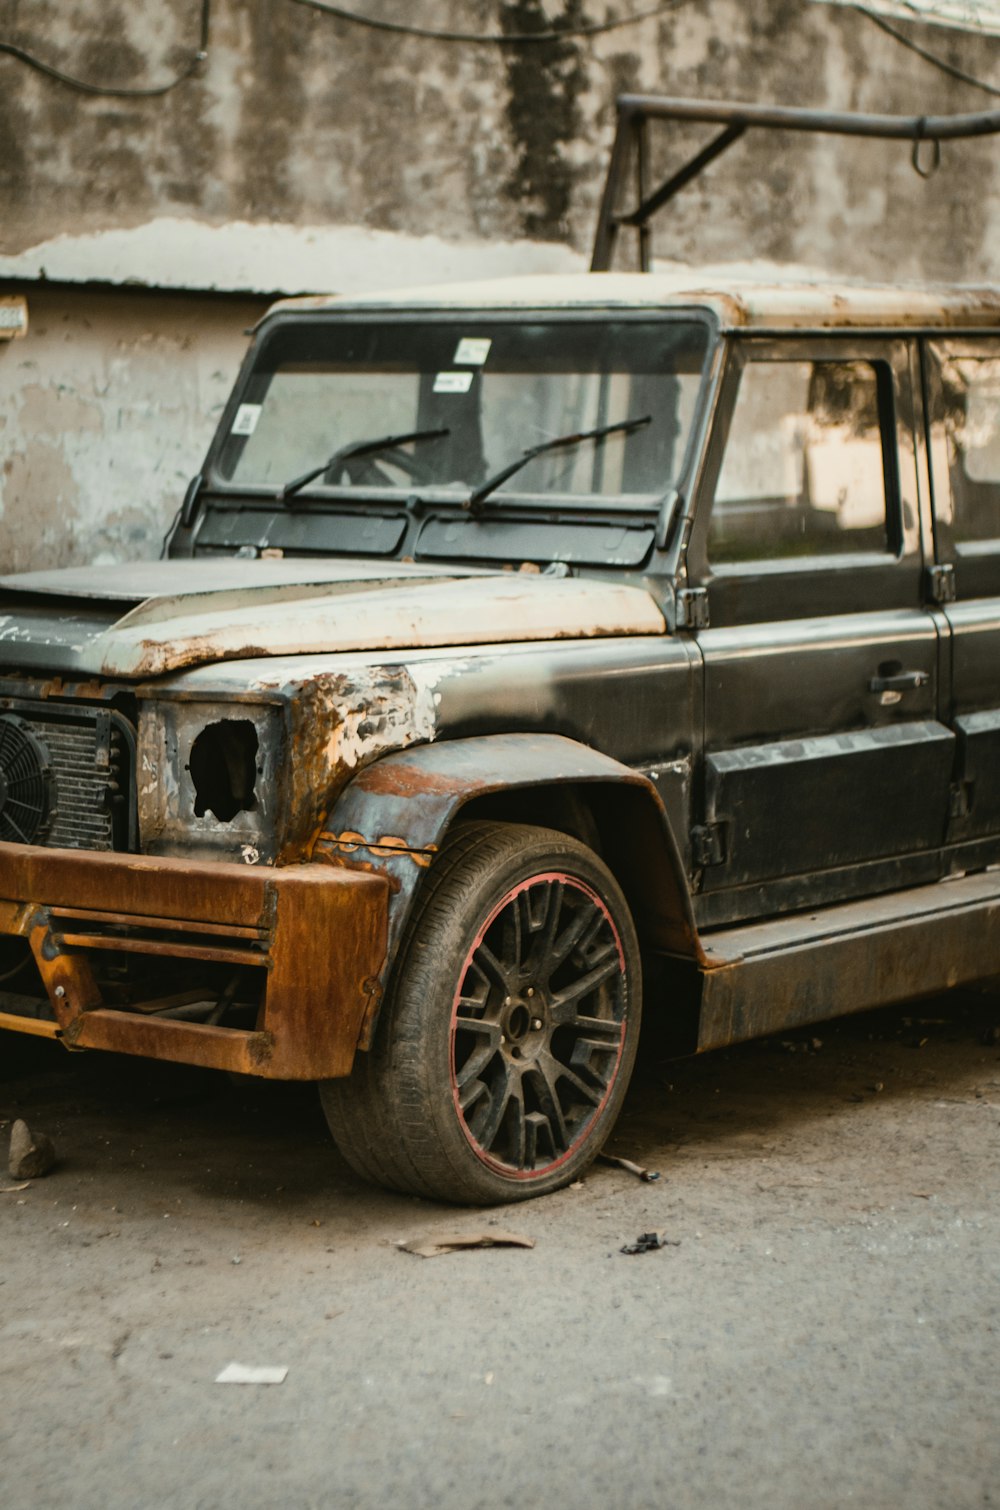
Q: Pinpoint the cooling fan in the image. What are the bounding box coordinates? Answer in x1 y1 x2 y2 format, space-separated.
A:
0 714 52 844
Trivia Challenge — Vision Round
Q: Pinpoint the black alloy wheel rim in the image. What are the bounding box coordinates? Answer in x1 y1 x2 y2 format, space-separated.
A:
449 871 628 1179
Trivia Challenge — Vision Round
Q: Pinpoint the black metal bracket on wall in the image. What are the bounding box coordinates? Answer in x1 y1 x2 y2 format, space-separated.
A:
590 94 1000 272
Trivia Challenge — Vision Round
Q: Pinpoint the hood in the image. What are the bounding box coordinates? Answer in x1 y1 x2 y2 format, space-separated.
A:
0 557 665 679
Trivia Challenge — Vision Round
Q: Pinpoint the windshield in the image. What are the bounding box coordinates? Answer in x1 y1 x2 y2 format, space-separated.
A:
214 315 709 507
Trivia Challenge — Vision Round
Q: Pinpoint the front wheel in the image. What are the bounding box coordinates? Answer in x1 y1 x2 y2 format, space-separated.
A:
320 822 642 1205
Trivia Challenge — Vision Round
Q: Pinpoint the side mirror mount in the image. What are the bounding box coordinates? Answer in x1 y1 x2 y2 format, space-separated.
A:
655 487 681 551
180 473 205 529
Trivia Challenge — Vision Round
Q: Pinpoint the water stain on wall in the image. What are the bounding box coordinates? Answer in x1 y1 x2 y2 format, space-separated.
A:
1 444 82 573
234 0 310 222
0 289 266 573
500 0 589 242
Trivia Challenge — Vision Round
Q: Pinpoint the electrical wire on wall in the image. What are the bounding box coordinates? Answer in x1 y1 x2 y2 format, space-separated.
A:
851 2 1000 96
297 0 1000 94
0 0 210 97
287 0 693 44
1 0 999 100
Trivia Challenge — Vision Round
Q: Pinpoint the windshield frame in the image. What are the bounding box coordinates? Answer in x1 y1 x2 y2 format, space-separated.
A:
203 304 717 521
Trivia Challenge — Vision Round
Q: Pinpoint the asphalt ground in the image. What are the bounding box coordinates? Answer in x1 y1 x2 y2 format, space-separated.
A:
1 991 998 1510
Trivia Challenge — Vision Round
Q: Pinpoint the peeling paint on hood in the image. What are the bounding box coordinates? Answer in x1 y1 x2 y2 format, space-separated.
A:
0 556 473 602
0 557 665 678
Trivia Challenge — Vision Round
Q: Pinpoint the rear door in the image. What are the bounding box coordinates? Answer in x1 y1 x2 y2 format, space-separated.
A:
924 337 1000 852
684 334 952 925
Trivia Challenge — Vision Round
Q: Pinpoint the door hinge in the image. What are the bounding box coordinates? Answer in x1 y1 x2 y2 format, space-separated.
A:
677 586 709 629
926 562 956 604
691 821 727 868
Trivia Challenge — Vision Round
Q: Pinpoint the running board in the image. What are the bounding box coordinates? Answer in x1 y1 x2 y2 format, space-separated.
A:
694 870 1000 1051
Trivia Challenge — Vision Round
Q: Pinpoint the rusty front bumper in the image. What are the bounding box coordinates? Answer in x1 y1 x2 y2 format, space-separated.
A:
0 842 388 1079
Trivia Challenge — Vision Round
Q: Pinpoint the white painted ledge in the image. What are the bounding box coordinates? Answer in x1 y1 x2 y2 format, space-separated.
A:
0 217 586 297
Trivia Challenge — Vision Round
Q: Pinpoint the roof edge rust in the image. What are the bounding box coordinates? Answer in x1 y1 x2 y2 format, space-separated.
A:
264 273 1000 333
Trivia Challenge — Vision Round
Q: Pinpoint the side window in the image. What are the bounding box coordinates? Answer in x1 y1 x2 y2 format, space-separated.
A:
927 346 1000 550
709 358 891 564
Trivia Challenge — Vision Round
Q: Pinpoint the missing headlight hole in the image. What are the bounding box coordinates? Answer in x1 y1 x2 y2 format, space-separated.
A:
189 720 259 822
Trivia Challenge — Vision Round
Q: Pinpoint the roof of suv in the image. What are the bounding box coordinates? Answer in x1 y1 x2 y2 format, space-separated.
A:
271 272 1000 331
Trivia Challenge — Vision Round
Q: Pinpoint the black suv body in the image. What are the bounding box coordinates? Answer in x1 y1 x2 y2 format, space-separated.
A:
3 273 1000 1202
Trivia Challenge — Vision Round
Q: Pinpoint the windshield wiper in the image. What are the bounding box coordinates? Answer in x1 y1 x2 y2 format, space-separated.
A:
465 415 651 514
278 427 449 501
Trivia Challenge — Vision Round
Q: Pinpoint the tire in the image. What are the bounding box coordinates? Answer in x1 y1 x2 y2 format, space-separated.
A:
320 822 642 1205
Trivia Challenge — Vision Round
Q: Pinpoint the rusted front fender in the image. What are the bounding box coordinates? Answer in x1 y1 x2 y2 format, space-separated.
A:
316 733 701 1044
0 843 387 1079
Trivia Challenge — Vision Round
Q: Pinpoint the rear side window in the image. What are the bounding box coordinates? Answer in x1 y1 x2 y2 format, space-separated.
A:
927 346 1000 550
709 358 891 564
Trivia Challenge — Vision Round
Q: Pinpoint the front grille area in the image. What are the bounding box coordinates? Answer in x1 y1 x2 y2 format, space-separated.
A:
0 700 136 852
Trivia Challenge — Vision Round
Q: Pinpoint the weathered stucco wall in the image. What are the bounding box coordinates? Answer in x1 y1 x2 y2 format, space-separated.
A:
3 0 1000 277
0 288 266 572
3 0 1000 572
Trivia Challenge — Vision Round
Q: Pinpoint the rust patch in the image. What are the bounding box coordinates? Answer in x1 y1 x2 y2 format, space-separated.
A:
356 972 384 1050
0 842 389 1080
132 639 274 678
313 849 402 891
27 916 102 1026
351 761 474 798
321 828 366 854
318 830 435 867
280 666 437 863
246 1031 276 1068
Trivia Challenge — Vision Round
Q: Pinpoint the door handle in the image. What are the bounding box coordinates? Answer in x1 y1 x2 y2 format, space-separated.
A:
867 669 928 693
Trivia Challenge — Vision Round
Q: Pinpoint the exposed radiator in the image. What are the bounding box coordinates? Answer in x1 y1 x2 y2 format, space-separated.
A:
0 702 136 852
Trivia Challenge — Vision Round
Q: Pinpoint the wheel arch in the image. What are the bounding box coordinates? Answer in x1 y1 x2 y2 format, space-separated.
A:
318 733 701 1048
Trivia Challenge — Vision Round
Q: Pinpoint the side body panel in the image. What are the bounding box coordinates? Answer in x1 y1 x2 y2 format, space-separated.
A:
683 333 953 927
923 336 1000 849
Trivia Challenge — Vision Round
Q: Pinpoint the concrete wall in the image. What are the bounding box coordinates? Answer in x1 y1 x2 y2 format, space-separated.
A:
0 288 266 573
4 0 1000 277
3 0 1000 572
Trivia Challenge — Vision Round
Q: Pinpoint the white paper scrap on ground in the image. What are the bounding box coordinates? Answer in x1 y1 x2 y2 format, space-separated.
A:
215 1363 288 1385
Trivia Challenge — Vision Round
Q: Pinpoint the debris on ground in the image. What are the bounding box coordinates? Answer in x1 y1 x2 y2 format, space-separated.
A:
599 1153 661 1182
8 1119 56 1180
399 1231 535 1259
620 1231 681 1256
215 1363 288 1385
0 1181 30 1194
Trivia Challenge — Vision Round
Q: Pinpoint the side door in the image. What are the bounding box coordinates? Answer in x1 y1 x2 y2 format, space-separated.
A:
924 337 1000 855
684 334 953 927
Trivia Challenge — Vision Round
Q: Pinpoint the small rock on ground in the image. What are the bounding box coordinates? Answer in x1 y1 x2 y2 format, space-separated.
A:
8 1118 56 1179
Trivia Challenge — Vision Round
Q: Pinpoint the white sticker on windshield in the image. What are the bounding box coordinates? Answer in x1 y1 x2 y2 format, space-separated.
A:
433 371 474 394
231 403 262 435
453 337 492 366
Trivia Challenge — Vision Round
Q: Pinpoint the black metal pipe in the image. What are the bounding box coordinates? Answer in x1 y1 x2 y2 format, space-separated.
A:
591 93 1000 271
614 93 1000 141
618 122 748 230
